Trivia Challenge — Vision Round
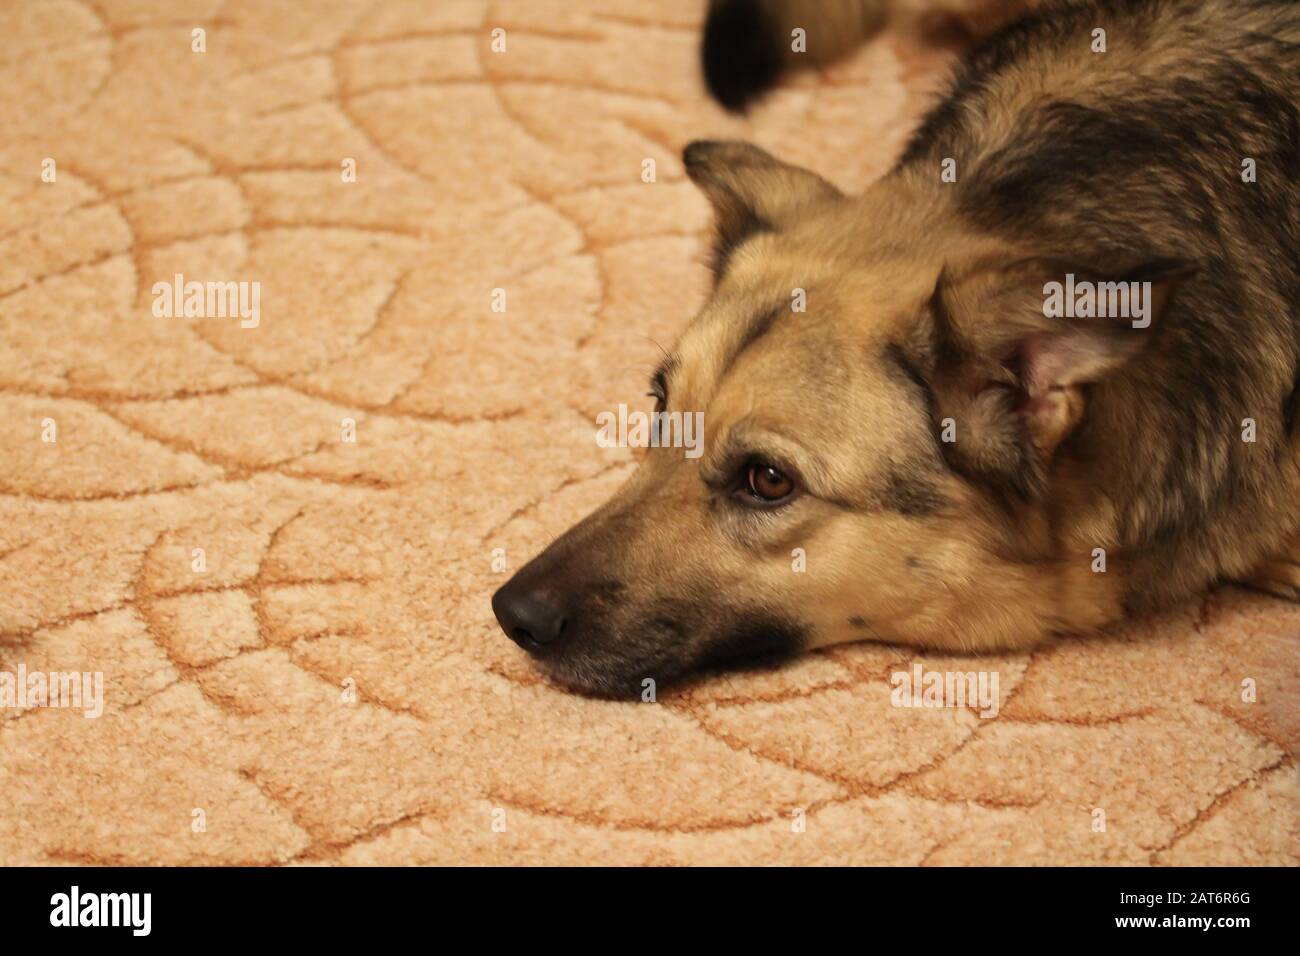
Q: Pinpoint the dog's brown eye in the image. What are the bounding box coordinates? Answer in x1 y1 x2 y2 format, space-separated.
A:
745 462 794 502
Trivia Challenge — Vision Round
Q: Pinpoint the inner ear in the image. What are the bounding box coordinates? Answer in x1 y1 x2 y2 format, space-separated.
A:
907 255 1194 498
683 140 842 278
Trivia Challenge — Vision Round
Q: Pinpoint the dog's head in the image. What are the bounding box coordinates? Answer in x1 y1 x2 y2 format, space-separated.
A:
492 141 1190 696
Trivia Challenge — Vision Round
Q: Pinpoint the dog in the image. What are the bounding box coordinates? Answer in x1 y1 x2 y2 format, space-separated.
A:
492 0 1300 696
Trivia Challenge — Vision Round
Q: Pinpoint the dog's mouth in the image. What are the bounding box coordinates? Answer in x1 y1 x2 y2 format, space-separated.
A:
532 654 672 699
518 616 698 699
492 576 809 697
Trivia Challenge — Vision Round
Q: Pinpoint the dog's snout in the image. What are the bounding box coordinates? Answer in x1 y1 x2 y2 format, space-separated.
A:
492 580 570 653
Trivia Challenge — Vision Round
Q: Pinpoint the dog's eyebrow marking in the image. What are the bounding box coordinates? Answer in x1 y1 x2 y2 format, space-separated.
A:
718 301 787 381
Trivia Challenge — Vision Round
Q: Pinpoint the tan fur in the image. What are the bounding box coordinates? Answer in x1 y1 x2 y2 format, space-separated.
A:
670 167 1130 653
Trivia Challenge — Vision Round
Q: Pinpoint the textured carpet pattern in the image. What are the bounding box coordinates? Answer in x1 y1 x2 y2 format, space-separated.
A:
0 0 1296 866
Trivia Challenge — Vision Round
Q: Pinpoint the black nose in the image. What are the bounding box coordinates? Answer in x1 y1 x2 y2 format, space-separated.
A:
491 581 570 653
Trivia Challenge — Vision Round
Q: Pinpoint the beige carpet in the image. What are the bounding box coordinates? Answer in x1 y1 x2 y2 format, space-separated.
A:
0 0 1295 866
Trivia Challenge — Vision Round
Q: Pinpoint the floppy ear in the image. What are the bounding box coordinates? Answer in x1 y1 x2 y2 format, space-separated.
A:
907 256 1195 499
683 140 842 278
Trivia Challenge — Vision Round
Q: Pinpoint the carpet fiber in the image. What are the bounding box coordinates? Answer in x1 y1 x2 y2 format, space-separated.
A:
1 0 1295 866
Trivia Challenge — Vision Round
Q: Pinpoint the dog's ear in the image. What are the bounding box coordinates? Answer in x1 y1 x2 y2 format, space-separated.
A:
907 256 1195 499
683 140 842 278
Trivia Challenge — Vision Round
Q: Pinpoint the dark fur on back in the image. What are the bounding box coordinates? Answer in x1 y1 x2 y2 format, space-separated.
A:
900 0 1300 610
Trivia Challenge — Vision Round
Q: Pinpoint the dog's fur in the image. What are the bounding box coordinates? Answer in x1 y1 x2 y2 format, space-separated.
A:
492 0 1300 696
